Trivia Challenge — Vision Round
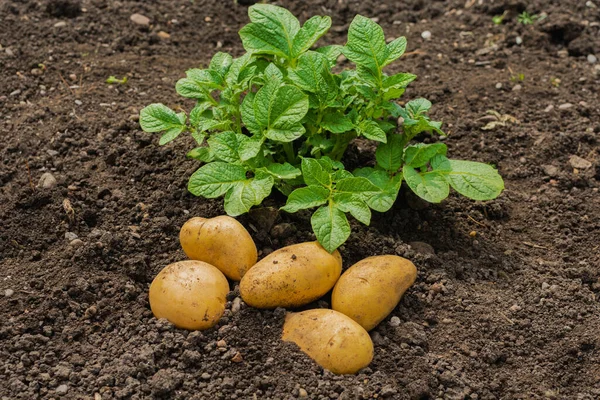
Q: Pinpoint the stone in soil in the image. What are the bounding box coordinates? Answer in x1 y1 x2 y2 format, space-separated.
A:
37 172 57 189
130 13 150 26
569 155 592 170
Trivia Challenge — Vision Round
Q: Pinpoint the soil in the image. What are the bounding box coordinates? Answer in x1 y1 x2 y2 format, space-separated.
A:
1 0 599 399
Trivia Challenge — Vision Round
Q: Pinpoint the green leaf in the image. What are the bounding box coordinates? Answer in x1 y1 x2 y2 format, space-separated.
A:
311 204 351 253
301 157 331 187
404 143 448 168
223 173 274 216
225 53 253 86
382 73 417 89
176 78 212 99
281 185 330 213
287 52 337 106
335 177 380 195
189 103 211 127
186 69 224 89
403 165 449 203
261 162 301 179
321 112 354 133
253 79 280 128
270 85 309 129
438 157 504 200
353 168 402 212
209 52 233 76
241 92 262 135
196 117 232 133
405 117 444 136
188 162 247 198
292 15 332 57
406 98 432 116
358 120 387 142
288 51 326 90
207 131 248 163
191 131 206 146
375 134 404 171
239 4 300 59
383 37 407 66
266 124 305 142
238 138 263 161
342 15 388 75
315 45 344 67
139 104 187 145
187 147 214 162
334 194 371 225
264 63 284 83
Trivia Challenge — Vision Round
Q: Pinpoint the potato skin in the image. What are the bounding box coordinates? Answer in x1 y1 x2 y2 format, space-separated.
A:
179 216 258 281
149 260 229 330
332 255 417 331
282 309 373 374
240 242 342 309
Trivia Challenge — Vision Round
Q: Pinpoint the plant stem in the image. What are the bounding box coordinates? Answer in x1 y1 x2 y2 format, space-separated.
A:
283 142 296 164
330 132 356 161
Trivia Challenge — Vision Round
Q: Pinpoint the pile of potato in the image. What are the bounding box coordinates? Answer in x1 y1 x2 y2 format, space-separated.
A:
149 216 417 375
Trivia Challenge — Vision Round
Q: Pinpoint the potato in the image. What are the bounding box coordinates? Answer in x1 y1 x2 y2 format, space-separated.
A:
179 216 258 281
149 260 229 330
282 309 373 374
240 242 342 309
331 255 417 331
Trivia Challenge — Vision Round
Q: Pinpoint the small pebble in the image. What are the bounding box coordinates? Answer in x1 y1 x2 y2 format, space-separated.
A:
587 54 597 64
542 282 550 290
5 289 14 297
542 165 559 177
54 21 67 28
421 31 432 40
130 13 150 26
47 149 59 157
157 31 171 39
75 100 82 106
495 82 503 89
56 384 68 394
5 48 14 56
299 388 308 397
389 316 401 327
65 232 78 241
38 172 57 189
558 103 573 110
231 297 242 314
544 105 554 112
509 304 522 312
569 155 592 170
216 339 227 348
10 89 21 96
69 239 84 248
201 373 211 380
31 68 43 76
516 36 523 45
512 84 522 91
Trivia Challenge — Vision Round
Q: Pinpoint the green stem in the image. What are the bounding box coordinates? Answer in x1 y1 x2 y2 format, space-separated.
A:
330 132 356 161
283 142 296 164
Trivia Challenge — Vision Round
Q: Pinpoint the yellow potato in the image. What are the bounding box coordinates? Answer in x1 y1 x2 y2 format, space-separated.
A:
149 260 229 330
240 242 342 309
179 216 258 281
282 309 373 374
332 255 417 331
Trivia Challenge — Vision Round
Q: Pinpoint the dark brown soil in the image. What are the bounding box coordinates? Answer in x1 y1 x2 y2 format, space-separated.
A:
1 0 600 399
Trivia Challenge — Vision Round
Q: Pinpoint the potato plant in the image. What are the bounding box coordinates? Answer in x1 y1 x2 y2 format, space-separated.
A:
140 4 504 252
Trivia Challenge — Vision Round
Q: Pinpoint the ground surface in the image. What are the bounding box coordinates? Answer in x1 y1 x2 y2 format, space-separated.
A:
1 0 600 399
